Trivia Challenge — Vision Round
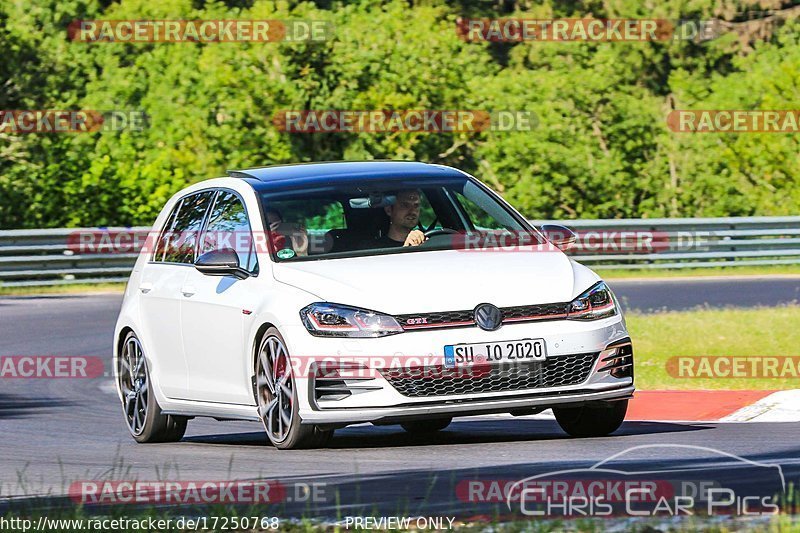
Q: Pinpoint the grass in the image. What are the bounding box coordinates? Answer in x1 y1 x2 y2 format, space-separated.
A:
0 282 126 296
596 264 800 279
628 305 800 390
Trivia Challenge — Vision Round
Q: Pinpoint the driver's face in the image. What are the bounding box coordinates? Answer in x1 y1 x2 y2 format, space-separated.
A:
387 191 421 231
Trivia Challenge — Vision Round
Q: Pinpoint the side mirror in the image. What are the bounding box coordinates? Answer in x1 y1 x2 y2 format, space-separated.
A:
540 224 577 251
194 248 250 280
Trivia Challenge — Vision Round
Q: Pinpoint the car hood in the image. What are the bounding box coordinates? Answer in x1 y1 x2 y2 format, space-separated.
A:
271 249 577 314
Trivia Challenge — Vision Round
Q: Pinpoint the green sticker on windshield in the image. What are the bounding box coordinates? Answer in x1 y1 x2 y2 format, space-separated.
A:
277 248 296 259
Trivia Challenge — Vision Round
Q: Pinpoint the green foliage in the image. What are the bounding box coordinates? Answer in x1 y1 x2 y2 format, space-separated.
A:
0 0 797 228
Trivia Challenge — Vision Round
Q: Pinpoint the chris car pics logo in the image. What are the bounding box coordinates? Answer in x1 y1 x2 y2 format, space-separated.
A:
504 444 784 517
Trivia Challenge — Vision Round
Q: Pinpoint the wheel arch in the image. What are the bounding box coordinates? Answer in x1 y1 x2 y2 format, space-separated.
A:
112 326 137 399
252 322 279 367
114 325 171 411
250 321 278 398
116 326 135 360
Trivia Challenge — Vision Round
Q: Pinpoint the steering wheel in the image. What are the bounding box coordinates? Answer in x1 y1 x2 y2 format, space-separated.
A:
423 228 460 239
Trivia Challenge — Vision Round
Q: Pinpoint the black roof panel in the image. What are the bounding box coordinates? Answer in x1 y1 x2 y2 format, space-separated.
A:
228 161 465 191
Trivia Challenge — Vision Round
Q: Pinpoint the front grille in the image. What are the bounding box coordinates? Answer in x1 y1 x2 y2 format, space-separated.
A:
380 352 599 397
501 302 569 322
395 302 570 330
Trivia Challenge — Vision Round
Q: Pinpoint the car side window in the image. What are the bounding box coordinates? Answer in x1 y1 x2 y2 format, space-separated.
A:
160 192 214 264
416 191 440 231
452 190 507 231
152 199 182 262
201 191 258 273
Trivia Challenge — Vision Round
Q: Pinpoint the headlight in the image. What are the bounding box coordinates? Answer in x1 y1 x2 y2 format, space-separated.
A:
566 281 617 320
300 303 404 337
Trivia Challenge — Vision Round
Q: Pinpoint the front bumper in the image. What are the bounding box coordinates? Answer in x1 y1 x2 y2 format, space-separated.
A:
301 384 634 424
282 314 633 425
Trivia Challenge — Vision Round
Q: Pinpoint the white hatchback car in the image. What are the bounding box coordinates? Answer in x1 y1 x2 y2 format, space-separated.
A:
114 161 634 449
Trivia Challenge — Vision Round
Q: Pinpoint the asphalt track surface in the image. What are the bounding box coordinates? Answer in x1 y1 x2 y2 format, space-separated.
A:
1 277 799 520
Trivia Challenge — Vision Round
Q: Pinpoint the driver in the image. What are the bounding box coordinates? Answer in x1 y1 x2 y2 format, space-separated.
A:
266 208 309 256
374 189 427 247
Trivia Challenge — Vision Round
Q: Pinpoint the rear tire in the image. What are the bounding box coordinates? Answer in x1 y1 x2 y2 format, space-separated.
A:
400 417 452 434
255 328 334 449
117 332 187 443
553 400 627 438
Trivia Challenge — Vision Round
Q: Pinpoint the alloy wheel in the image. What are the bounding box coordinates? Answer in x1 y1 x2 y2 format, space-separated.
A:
118 336 149 435
256 335 294 444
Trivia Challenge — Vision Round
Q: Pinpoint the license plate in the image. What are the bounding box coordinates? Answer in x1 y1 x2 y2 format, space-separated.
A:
443 339 546 368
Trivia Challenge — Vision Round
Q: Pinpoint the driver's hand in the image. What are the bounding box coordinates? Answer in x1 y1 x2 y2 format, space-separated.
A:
404 230 427 247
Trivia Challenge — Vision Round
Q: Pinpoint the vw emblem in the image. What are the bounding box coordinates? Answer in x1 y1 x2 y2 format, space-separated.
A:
474 303 502 331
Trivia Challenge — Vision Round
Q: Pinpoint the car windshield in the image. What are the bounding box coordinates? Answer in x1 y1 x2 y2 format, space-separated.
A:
259 176 542 261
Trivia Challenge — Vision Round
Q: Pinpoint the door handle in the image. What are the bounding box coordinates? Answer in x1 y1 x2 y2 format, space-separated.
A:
181 286 196 297
139 282 153 294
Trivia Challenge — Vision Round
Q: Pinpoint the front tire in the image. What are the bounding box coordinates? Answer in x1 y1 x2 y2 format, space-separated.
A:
400 417 452 434
255 328 333 449
553 400 627 438
117 332 187 443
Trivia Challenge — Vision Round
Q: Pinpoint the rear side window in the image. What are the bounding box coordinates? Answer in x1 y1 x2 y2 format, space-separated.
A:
152 200 182 261
154 192 214 264
200 191 258 273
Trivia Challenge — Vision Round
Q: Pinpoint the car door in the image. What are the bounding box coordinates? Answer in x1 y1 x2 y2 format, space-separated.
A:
138 191 214 398
180 189 260 405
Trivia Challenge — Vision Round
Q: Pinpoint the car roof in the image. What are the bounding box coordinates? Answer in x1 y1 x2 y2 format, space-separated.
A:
228 161 467 192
